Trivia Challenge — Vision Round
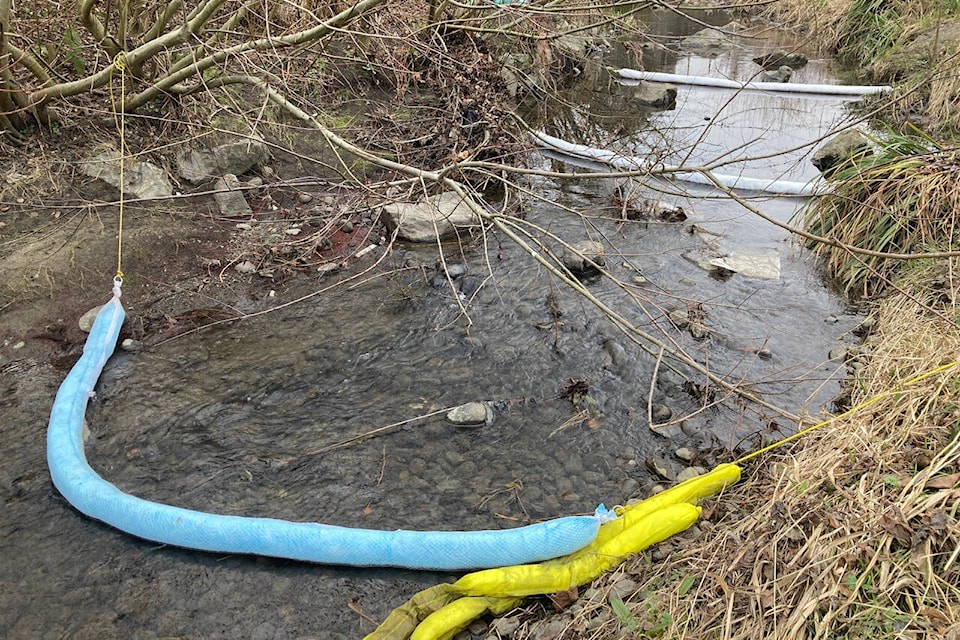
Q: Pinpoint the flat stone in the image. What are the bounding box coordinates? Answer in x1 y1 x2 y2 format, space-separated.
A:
610 578 639 600
675 447 695 463
645 456 675 481
213 174 252 216
381 191 480 242
760 65 793 83
81 151 173 200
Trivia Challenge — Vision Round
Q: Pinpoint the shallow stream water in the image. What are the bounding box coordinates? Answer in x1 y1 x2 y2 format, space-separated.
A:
2 12 869 640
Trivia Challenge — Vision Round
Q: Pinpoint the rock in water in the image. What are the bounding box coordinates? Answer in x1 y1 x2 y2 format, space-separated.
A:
446 402 493 426
753 50 808 69
561 240 605 274
381 192 480 242
760 65 793 83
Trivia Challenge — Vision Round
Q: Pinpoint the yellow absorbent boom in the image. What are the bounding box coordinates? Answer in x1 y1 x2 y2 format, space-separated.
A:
366 463 742 640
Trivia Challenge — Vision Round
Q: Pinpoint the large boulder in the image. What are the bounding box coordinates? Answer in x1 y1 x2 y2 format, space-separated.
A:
177 137 271 185
812 130 873 175
381 191 481 242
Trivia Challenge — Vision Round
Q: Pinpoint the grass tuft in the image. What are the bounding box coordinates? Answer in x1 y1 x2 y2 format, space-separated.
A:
800 128 960 299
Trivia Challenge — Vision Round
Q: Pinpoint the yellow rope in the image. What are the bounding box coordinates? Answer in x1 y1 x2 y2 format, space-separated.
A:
735 360 958 464
111 52 127 281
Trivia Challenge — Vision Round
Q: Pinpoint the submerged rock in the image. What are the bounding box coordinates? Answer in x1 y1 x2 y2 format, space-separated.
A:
446 402 493 426
561 240 605 274
646 456 676 481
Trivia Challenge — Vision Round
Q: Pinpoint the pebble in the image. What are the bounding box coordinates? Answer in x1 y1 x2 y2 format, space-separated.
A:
316 262 340 274
585 614 607 630
235 260 257 274
674 447 695 463
564 454 584 474
284 227 301 235
446 402 492 426
689 323 709 340
651 403 672 422
757 347 773 360
645 457 675 481
120 338 142 352
247 177 263 188
824 315 838 323
340 220 354 233
297 193 313 204
467 619 487 635
668 308 688 328
855 315 877 335
444 263 467 279
609 577 639 600
490 617 520 637
235 223 252 230
531 619 568 639
620 477 639 496
828 346 848 362
676 466 706 482
78 305 103 332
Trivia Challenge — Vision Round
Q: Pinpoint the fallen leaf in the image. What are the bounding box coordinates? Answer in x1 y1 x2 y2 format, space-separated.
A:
548 586 578 611
925 472 960 490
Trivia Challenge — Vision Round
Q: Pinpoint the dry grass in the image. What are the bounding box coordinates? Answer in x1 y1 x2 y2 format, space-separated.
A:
512 258 960 639
802 134 960 299
757 0 852 54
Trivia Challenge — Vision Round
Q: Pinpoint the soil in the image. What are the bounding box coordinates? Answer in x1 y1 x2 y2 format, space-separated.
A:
0 126 378 372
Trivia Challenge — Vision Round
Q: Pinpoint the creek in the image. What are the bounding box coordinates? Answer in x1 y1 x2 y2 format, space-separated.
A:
2 11 867 640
